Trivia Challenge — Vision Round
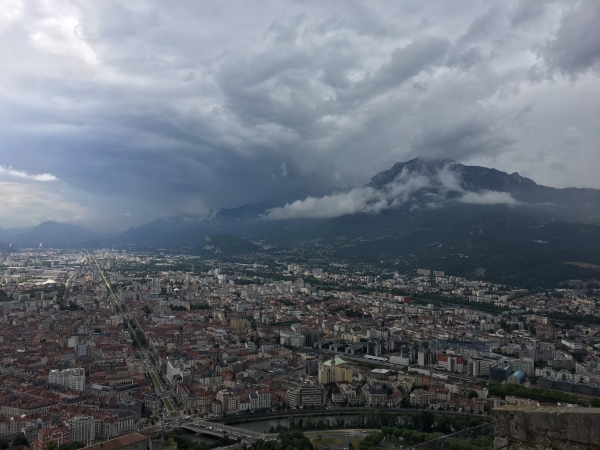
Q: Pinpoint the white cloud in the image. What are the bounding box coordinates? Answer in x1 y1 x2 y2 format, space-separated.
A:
457 190 518 205
0 182 88 227
31 7 98 65
267 163 462 219
266 163 520 219
280 162 287 177
0 166 58 181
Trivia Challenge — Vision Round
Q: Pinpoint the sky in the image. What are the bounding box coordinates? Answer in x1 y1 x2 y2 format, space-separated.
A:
0 0 599 231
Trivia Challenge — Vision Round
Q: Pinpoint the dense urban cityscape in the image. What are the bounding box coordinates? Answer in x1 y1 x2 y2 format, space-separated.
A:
3 0 600 449
0 245 599 450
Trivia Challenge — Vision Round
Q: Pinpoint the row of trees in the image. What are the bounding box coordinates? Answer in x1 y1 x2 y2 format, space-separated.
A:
0 434 28 449
46 442 86 450
267 411 487 435
358 431 384 450
487 382 582 405
249 430 312 450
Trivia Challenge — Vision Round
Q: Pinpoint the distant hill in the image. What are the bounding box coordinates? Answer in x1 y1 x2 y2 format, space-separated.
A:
117 216 213 246
116 207 313 246
276 202 600 287
17 222 101 246
189 234 260 256
0 241 10 253
6 158 600 287
263 158 600 287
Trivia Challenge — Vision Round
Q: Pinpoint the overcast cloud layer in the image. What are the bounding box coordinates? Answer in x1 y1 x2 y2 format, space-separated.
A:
1 0 599 230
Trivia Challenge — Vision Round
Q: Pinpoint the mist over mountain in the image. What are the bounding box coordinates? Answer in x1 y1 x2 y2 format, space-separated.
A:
115 158 600 287
113 158 600 245
266 158 600 222
3 159 600 286
369 158 600 221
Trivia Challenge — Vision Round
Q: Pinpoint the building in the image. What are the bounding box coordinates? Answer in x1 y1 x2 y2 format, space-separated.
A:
280 331 305 347
469 358 495 377
318 356 353 384
437 354 464 373
362 384 387 407
66 416 95 446
418 350 434 367
250 389 271 411
47 368 86 392
507 371 526 385
230 318 251 331
75 343 88 358
511 358 534 375
299 383 326 407
36 427 70 450
143 393 162 415
165 359 191 388
409 389 432 407
490 364 513 382
561 339 583 351
288 383 326 408
83 433 149 450
304 329 320 348
332 383 361 406
216 390 240 414
369 368 392 380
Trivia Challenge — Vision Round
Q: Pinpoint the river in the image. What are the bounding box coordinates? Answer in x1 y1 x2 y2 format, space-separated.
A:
233 415 364 433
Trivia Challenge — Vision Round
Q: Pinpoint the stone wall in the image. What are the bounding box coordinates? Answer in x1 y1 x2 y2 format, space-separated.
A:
492 405 600 449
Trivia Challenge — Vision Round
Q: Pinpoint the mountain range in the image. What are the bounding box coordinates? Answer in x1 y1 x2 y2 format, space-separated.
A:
3 158 600 286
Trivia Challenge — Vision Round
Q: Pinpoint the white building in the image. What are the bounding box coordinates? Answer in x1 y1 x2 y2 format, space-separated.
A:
250 390 271 411
561 339 583 351
48 367 86 392
66 416 95 446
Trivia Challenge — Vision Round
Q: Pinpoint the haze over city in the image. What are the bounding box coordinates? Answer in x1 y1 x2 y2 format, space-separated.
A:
1 0 600 231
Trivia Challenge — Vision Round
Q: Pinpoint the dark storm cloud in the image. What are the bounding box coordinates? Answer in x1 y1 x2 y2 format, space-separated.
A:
510 0 550 27
0 0 599 229
538 0 600 77
411 119 517 160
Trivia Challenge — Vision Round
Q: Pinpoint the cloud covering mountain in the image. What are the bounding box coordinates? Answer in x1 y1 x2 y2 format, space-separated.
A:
266 160 519 219
1 0 600 230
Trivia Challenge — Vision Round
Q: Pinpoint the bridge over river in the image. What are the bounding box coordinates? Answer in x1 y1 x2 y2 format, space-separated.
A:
180 419 265 441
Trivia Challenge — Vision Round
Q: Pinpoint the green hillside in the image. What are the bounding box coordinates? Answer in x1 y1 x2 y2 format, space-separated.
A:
270 204 600 287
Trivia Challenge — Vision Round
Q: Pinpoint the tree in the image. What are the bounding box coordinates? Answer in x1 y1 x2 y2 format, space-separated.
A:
419 411 435 433
468 390 479 399
12 435 28 447
58 442 86 450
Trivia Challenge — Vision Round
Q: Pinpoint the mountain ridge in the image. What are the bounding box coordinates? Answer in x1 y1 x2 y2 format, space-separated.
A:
2 158 600 283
